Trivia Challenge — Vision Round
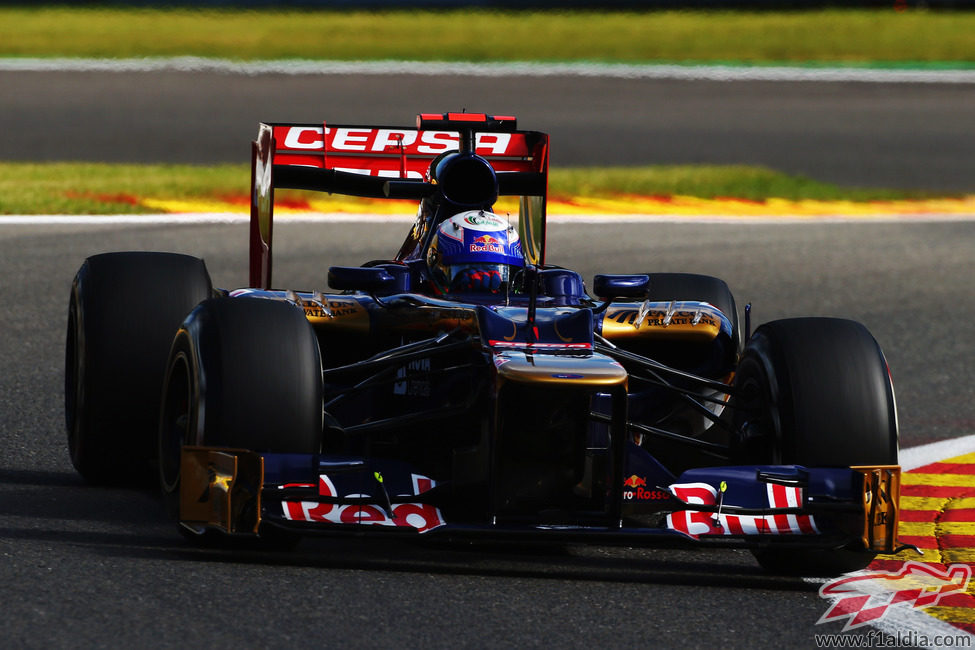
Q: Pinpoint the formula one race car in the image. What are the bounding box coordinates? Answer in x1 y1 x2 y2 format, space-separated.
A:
65 113 902 574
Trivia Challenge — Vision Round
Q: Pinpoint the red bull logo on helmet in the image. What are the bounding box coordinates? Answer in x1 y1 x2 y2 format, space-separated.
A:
470 234 504 254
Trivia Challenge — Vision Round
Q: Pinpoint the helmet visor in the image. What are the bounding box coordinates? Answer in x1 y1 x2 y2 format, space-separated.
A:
446 263 511 294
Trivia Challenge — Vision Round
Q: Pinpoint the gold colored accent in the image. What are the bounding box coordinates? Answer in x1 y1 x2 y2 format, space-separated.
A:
180 447 264 535
494 351 627 387
503 319 517 341
601 303 723 342
552 318 573 343
519 194 544 267
852 465 901 553
303 296 369 331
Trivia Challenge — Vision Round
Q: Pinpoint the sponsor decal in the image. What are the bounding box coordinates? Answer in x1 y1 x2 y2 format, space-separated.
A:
623 474 647 489
302 296 364 319
606 307 720 329
469 234 504 254
551 373 584 380
666 481 818 538
625 488 670 501
817 562 972 631
463 213 507 229
279 126 515 156
622 475 669 501
281 473 445 533
393 357 431 397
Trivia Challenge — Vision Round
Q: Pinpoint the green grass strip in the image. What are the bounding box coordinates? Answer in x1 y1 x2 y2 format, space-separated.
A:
0 163 246 215
0 162 941 215
2 8 974 65
551 166 938 202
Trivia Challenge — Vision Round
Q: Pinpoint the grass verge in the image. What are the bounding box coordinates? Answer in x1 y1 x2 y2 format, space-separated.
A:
1 8 974 65
0 162 943 215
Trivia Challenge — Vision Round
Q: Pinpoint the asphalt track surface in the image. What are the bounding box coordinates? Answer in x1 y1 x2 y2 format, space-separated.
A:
2 69 974 647
2 217 974 648
3 68 975 192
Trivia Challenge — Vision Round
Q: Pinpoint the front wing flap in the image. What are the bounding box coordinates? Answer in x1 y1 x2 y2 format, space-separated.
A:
178 447 899 553
656 465 899 553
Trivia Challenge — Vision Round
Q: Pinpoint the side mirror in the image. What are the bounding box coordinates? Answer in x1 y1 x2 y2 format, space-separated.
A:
592 274 650 300
539 269 586 300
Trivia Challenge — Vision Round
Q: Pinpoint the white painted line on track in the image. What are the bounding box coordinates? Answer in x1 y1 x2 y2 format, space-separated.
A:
4 212 975 225
899 433 975 471
0 213 257 225
0 213 409 225
3 57 975 84
548 213 975 224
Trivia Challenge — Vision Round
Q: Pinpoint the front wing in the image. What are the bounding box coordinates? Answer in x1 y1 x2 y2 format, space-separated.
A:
178 446 899 553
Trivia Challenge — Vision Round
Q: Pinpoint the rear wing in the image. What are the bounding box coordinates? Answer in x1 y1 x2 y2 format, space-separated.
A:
249 113 550 289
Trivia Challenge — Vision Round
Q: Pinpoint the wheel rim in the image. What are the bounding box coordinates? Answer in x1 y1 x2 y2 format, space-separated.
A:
159 353 192 494
733 359 779 464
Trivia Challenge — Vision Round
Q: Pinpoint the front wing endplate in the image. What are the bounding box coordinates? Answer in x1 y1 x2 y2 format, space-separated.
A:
853 465 900 553
180 447 264 535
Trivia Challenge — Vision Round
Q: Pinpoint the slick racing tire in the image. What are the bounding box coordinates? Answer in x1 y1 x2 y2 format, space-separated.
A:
645 273 741 352
65 252 212 485
158 297 323 541
733 317 898 575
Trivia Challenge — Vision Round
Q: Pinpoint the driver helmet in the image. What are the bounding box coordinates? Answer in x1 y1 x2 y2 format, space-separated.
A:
427 211 523 295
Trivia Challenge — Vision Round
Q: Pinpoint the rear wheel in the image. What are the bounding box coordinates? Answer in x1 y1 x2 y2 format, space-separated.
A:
733 317 898 574
158 297 323 542
66 252 212 485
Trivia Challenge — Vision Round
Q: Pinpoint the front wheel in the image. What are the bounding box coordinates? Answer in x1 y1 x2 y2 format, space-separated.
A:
732 317 898 574
158 297 324 540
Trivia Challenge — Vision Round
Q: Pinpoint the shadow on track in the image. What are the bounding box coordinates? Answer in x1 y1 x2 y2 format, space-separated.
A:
0 466 173 541
154 536 811 593
0 466 817 592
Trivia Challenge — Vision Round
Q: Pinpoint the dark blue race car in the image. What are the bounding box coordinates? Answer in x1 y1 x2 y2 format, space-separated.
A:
65 113 904 574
